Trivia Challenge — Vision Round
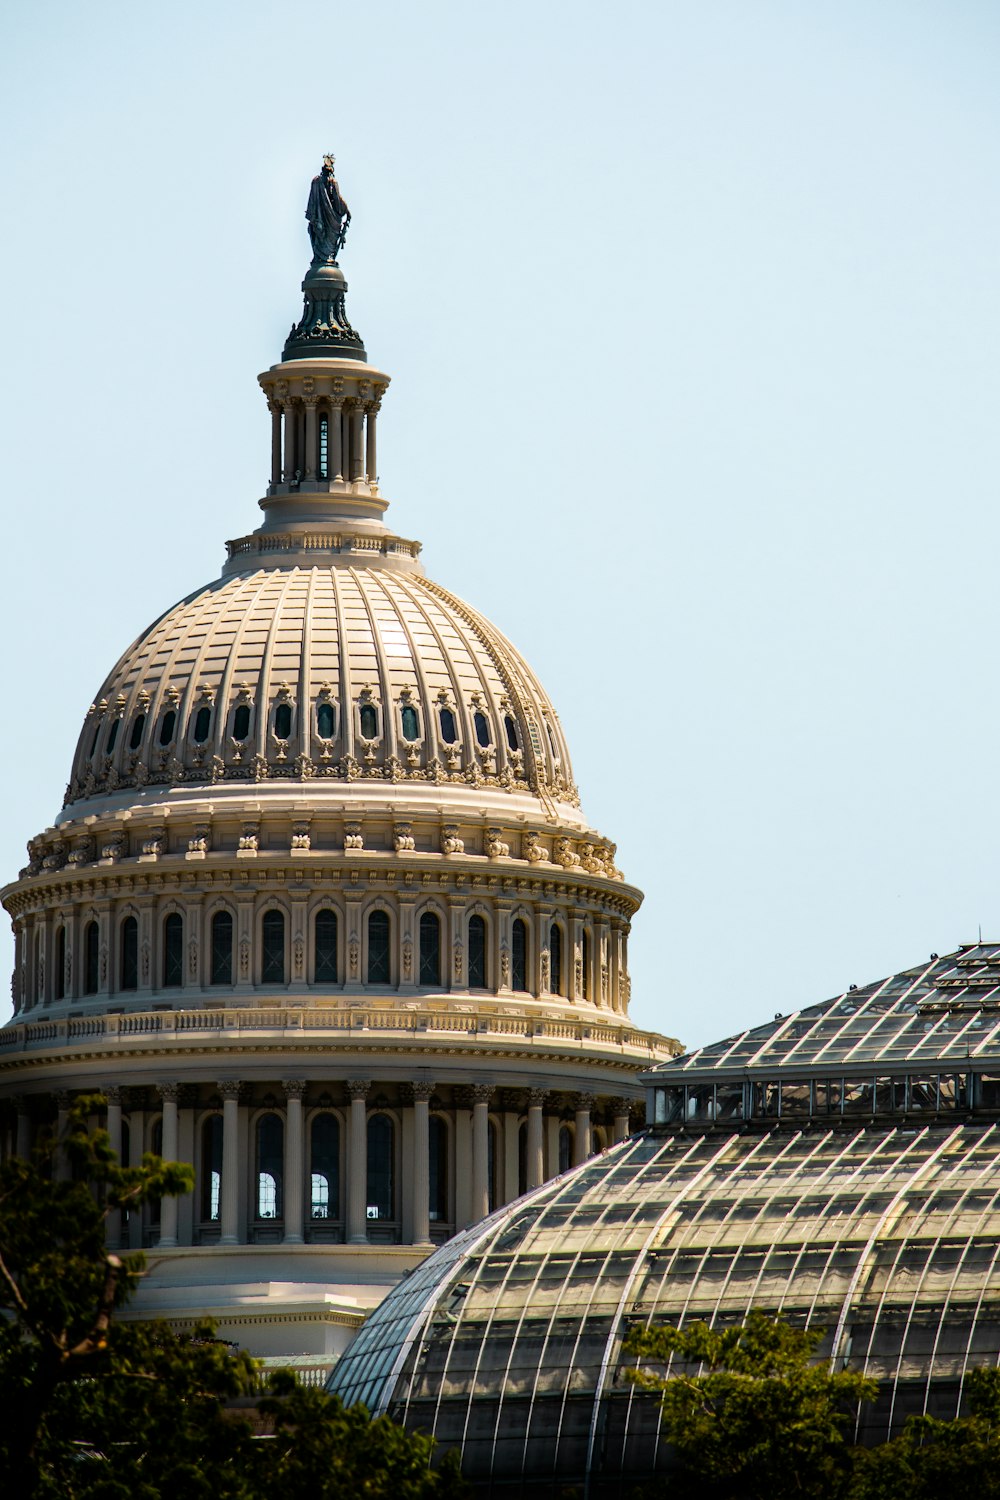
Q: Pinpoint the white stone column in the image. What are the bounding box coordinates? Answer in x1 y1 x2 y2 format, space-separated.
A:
105 1086 124 1249
365 400 379 484
526 1089 545 1191
613 1097 632 1145
411 1083 434 1246
269 401 282 486
471 1085 492 1222
283 1080 305 1244
573 1093 594 1167
347 1079 369 1244
283 399 297 479
350 403 365 481
218 1081 242 1245
157 1084 179 1248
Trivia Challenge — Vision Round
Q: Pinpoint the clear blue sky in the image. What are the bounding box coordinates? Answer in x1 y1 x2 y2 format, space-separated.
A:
2 2 1000 1048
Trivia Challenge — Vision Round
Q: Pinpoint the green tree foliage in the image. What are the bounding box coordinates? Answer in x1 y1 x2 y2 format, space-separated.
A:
0 1098 467 1499
623 1309 877 1500
851 1366 1000 1500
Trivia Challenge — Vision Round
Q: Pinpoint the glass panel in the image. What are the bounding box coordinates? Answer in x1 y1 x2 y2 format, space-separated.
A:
163 913 183 988
261 908 285 984
128 714 145 751
367 1114 394 1221
158 709 176 746
439 707 458 744
429 1115 448 1222
474 711 491 748
550 924 563 995
314 908 338 983
488 1119 498 1211
274 702 292 740
360 703 378 739
311 1113 339 1220
505 715 519 752
120 917 138 992
210 911 233 985
558 1125 573 1173
256 1113 283 1219
512 919 527 991
842 1079 875 1114
368 910 390 984
84 922 100 995
233 704 251 741
316 701 335 739
192 706 211 743
420 912 441 986
468 916 487 989
401 705 419 741
201 1115 223 1220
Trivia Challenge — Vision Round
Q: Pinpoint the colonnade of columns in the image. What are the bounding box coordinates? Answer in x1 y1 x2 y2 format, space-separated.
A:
268 395 380 488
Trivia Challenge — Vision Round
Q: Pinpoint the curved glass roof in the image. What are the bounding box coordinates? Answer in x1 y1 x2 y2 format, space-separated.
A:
329 944 1000 1497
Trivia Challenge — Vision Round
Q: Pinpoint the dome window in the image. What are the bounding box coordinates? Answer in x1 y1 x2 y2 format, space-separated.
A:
210 910 233 985
419 912 441 987
429 1116 448 1223
106 719 120 754
439 707 458 744
120 916 138 991
158 709 176 747
55 926 66 1001
468 915 487 989
400 705 419 742
233 704 251 742
261 908 285 984
318 411 329 480
367 1114 395 1222
550 922 563 996
128 715 145 752
274 702 292 740
368 909 391 984
84 920 100 996
504 715 519 753
201 1116 223 1221
256 1113 284 1219
89 720 102 757
360 703 379 740
316 701 335 739
314 908 338 984
511 919 528 992
163 913 183 988
474 712 491 748
546 721 558 758
311 1114 340 1220
192 706 212 744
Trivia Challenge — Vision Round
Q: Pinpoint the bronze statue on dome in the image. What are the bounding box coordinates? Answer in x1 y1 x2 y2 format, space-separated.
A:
306 155 351 267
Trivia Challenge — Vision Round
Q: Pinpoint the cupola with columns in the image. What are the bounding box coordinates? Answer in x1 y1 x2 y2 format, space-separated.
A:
0 158 679 1379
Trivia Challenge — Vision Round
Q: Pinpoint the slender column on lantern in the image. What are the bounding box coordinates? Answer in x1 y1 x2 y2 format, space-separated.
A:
341 403 353 483
526 1089 545 1191
105 1087 124 1248
347 1080 369 1244
365 398 380 486
303 397 318 479
158 1084 180 1247
471 1085 492 1222
269 401 282 486
573 1093 594 1166
612 1097 632 1145
411 1082 434 1246
218 1081 242 1245
283 1080 305 1244
330 397 344 481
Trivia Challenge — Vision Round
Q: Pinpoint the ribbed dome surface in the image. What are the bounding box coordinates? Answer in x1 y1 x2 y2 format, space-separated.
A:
65 565 578 810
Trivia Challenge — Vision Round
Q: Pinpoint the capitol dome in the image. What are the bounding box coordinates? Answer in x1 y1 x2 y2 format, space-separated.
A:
0 161 677 1380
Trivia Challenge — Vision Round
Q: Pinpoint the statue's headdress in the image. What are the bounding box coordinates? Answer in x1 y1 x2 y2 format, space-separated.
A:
323 153 335 169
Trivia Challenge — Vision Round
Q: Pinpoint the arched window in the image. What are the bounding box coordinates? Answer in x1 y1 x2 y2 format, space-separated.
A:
487 1119 498 1213
233 704 251 741
84 920 100 995
429 1115 448 1223
107 718 120 754
419 912 441 986
158 709 176 746
359 703 378 740
192 706 212 744
582 929 591 1001
261 909 285 984
163 913 183 988
400 704 419 742
504 714 519 753
511 918 527 992
474 711 491 748
201 1115 223 1220
559 1124 573 1174
314 908 338 984
550 922 563 996
438 707 458 744
89 720 102 757
367 910 390 984
210 911 233 986
256 1113 283 1219
316 701 335 739
468 915 487 989
274 702 292 740
318 411 329 479
310 1114 340 1220
128 714 145 751
120 916 138 991
367 1114 394 1222
55 926 66 1001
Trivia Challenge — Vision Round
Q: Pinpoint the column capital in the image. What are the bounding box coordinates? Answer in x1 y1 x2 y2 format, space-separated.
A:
347 1078 370 1102
573 1092 597 1113
526 1088 548 1108
217 1080 242 1102
410 1081 436 1102
471 1083 494 1106
53 1090 72 1110
283 1079 307 1101
611 1097 633 1117
157 1082 181 1105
